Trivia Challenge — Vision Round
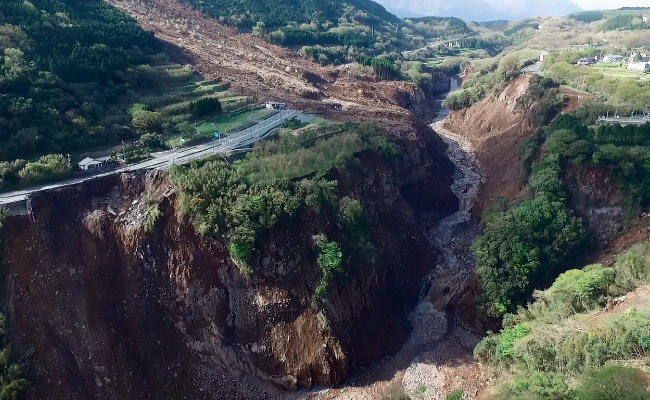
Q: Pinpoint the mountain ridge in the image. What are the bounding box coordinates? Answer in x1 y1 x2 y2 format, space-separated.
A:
378 0 583 22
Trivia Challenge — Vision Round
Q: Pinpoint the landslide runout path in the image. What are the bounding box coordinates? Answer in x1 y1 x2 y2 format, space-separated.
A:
106 0 419 121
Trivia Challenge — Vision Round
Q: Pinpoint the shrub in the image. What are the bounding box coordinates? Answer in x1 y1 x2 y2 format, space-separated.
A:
0 160 27 190
315 241 342 296
474 332 499 365
18 154 72 185
497 324 530 360
446 388 463 400
610 243 650 295
494 371 572 400
188 97 222 117
576 366 650 400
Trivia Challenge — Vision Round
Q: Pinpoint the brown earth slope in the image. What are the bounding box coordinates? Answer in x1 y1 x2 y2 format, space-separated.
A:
439 76 588 215
4 139 457 399
106 0 436 125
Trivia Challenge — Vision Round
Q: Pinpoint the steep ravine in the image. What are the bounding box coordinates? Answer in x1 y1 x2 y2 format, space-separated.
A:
2 125 461 399
313 80 489 400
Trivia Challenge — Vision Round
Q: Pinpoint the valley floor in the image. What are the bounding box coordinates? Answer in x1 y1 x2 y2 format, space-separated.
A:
308 112 489 400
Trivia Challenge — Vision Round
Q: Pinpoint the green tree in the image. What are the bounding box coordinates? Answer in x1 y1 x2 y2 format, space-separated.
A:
316 241 343 295
188 97 221 118
473 155 585 317
177 122 196 139
252 21 266 37
131 110 162 133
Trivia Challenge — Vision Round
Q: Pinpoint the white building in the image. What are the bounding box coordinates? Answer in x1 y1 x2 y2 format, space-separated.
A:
603 55 623 63
627 62 650 71
643 13 650 22
266 102 287 110
78 156 113 171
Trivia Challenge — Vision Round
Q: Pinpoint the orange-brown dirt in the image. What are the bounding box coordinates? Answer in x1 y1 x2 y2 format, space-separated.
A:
3 145 458 399
438 76 588 215
590 284 650 327
106 0 437 129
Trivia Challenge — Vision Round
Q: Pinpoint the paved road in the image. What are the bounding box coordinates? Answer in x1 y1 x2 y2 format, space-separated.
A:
0 110 302 205
522 61 542 76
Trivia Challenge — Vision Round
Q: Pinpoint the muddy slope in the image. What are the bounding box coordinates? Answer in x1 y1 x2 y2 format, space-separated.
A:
106 0 437 123
441 76 590 215
3 131 457 399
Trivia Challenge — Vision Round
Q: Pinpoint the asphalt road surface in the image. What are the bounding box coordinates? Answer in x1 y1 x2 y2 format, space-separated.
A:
0 110 302 205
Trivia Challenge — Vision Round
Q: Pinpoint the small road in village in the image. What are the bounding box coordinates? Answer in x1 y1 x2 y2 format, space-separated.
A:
0 110 306 206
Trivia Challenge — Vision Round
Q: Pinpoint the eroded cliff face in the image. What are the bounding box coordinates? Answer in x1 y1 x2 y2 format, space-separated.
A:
563 164 624 243
2 126 457 399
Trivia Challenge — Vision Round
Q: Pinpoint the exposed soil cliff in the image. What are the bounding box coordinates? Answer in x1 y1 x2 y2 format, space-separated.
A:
2 125 457 399
563 164 624 243
439 76 591 215
438 76 534 214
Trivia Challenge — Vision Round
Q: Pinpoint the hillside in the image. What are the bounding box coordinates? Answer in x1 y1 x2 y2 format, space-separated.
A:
3 0 650 399
375 0 581 22
0 0 164 160
178 0 400 28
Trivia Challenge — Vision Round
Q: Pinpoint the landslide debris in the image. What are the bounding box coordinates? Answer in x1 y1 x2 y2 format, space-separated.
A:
106 0 433 125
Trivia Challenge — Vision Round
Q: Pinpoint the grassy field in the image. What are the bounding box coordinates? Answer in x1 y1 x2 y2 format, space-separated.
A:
560 84 591 95
601 8 650 17
592 63 647 80
195 106 274 135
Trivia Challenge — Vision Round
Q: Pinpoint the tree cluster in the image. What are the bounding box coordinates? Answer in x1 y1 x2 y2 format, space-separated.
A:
0 0 168 161
474 242 650 400
357 55 400 79
171 123 391 285
473 154 587 317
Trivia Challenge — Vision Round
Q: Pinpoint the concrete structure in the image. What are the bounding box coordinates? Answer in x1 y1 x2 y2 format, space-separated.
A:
265 102 287 111
1 110 307 211
576 57 596 66
540 51 550 62
642 13 650 22
78 156 113 171
603 55 623 63
627 62 650 72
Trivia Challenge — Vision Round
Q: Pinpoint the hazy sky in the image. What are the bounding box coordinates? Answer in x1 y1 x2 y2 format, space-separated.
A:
379 0 650 20
572 0 650 8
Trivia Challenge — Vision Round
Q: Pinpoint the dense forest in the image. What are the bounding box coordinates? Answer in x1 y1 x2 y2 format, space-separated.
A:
177 0 399 29
0 0 190 162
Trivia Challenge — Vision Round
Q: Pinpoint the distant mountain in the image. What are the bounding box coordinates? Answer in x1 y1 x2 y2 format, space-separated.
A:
376 0 583 22
382 5 425 18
